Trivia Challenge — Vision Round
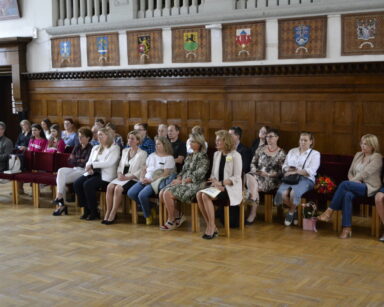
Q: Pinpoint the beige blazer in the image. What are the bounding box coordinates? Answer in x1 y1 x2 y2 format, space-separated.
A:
117 147 147 181
348 152 383 197
210 150 243 206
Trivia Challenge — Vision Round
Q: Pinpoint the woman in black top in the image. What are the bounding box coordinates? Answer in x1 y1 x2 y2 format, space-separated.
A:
15 120 32 151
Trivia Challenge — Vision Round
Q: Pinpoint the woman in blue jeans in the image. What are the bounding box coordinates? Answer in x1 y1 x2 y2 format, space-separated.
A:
127 136 175 225
318 134 382 238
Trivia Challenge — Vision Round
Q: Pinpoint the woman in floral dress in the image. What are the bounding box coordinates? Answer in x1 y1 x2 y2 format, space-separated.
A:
159 133 209 230
245 128 286 224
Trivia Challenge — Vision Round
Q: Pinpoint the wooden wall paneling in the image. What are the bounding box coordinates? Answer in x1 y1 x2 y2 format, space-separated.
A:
78 99 91 126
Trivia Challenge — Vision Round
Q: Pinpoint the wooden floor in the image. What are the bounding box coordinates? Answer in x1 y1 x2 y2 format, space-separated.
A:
1 182 384 306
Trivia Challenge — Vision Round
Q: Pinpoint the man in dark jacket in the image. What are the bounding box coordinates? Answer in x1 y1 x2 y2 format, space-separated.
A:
229 126 251 174
0 121 13 172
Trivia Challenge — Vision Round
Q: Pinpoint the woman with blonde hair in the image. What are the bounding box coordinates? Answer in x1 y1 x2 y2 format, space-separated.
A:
73 127 120 220
196 130 242 239
160 133 210 230
186 125 208 154
274 132 320 227
319 134 382 238
15 119 32 151
103 131 147 225
127 136 176 225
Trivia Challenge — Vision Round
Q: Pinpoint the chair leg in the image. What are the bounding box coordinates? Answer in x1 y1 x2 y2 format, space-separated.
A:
11 180 17 204
131 200 138 224
365 204 370 217
193 202 200 232
298 199 305 227
372 206 377 237
224 206 230 237
99 192 106 217
159 197 164 226
239 202 245 233
15 181 20 205
33 183 40 208
264 194 273 223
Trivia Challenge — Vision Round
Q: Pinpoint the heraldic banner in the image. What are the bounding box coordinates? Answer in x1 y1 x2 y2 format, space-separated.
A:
278 16 327 59
87 33 120 66
222 21 266 62
172 26 211 63
51 36 81 68
342 12 384 55
127 29 163 65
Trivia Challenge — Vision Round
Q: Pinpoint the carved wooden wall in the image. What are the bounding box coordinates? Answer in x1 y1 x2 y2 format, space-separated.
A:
25 63 384 155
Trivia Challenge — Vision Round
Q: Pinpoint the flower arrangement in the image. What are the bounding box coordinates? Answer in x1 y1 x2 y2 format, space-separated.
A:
302 201 318 219
314 176 336 194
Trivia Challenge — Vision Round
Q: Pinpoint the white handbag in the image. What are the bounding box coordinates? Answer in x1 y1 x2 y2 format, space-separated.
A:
4 154 21 174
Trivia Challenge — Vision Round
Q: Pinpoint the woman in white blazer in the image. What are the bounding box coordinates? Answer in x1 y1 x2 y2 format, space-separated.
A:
196 130 242 239
74 127 120 220
103 131 147 225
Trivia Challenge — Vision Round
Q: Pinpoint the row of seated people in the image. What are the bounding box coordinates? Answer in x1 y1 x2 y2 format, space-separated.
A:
1 119 384 241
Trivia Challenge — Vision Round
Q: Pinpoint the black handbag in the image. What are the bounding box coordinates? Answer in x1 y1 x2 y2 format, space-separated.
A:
282 149 313 185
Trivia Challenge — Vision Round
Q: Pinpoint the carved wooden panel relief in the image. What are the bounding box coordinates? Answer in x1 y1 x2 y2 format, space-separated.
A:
87 33 119 66
51 36 81 68
127 29 163 64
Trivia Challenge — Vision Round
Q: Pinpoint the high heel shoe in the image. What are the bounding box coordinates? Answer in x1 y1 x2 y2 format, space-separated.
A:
339 227 352 239
318 209 333 222
105 218 116 225
53 205 68 216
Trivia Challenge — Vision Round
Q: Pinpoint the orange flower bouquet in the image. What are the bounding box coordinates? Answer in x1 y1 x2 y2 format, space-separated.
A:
314 176 336 194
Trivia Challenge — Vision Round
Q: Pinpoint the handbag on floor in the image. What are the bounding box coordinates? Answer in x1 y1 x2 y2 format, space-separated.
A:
4 154 21 174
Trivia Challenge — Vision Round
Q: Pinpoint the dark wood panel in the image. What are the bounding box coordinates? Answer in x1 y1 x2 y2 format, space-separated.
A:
26 69 384 156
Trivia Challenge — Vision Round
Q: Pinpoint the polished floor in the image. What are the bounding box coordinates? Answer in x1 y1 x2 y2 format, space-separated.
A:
0 182 384 306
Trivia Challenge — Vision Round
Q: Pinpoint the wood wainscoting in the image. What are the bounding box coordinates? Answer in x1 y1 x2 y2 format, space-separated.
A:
26 62 384 155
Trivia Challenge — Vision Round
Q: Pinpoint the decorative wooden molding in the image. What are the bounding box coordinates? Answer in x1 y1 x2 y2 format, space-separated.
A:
342 12 384 55
278 16 327 59
24 62 384 81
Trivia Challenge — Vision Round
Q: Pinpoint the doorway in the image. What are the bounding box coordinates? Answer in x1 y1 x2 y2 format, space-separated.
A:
0 75 20 143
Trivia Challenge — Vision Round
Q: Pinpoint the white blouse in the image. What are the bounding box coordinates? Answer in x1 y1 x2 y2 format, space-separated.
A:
282 147 321 183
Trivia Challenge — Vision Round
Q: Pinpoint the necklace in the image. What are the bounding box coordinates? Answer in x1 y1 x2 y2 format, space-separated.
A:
129 148 137 159
267 146 278 153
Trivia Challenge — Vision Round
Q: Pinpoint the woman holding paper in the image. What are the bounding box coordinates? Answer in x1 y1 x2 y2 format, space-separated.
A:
159 133 209 230
73 127 120 221
196 130 242 239
102 131 147 225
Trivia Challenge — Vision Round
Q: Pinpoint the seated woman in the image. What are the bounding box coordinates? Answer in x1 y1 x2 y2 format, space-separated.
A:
61 118 79 149
106 122 124 149
44 124 66 153
103 131 147 225
245 128 286 224
41 118 52 140
159 133 210 230
196 130 242 239
127 136 175 225
274 131 320 227
319 134 382 239
73 127 120 220
52 127 93 215
27 124 48 152
15 119 32 152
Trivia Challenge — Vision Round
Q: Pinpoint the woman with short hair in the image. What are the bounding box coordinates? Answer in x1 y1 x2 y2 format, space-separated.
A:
103 131 147 225
52 127 93 216
274 132 320 227
320 134 382 239
73 127 120 220
196 130 242 239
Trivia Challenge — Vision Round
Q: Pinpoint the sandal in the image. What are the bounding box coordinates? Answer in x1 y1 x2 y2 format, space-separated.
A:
160 221 176 231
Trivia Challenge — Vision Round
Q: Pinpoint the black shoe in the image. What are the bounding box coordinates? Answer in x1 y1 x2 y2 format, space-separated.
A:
245 219 255 226
202 233 215 240
52 198 65 206
105 219 115 225
86 211 100 220
80 214 88 220
101 220 107 224
53 205 68 216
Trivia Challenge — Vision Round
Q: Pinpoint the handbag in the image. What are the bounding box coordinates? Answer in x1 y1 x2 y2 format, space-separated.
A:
282 149 313 185
4 154 21 174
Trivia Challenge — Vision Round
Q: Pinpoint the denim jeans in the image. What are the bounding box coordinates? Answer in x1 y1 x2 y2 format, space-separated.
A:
127 182 154 218
329 180 367 227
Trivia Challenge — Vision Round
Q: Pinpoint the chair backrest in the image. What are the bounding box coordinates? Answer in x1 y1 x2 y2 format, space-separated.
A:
54 153 71 172
22 150 34 172
33 152 56 172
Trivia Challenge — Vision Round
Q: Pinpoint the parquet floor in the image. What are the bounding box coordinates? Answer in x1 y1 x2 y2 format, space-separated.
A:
1 182 384 306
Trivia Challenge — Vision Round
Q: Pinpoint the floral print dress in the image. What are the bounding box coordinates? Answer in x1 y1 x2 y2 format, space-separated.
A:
249 146 286 192
164 151 209 204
